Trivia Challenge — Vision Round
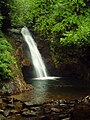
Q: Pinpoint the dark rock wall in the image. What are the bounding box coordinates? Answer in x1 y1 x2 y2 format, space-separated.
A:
55 45 90 81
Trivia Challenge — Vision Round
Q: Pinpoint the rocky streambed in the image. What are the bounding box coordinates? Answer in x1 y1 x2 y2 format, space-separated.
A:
0 95 90 120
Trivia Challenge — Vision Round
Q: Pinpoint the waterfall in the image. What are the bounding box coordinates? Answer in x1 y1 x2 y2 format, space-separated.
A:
21 26 48 78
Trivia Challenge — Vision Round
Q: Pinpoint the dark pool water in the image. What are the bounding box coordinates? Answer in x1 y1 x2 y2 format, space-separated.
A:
11 77 90 104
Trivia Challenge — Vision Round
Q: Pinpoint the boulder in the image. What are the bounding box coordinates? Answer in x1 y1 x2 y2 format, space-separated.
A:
51 108 60 113
21 110 37 117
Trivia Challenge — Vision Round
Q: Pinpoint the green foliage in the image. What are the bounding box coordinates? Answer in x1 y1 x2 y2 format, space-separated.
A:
8 0 36 27
0 38 17 81
32 0 90 46
0 2 14 81
7 0 90 65
0 2 20 82
9 0 90 45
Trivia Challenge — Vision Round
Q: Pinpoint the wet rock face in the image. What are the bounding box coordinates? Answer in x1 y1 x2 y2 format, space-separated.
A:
16 46 23 56
0 73 32 95
22 58 30 66
0 96 90 120
54 45 90 81
9 31 32 79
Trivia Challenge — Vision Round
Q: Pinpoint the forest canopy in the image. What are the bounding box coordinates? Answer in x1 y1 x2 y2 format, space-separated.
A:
8 0 90 46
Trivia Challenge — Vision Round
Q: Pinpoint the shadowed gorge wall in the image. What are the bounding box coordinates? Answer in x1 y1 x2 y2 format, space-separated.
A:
0 0 11 31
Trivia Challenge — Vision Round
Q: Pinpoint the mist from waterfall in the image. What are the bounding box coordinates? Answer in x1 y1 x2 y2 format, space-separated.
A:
21 26 48 78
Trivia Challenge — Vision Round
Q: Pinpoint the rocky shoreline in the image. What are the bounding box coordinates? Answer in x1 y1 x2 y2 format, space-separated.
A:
0 95 90 120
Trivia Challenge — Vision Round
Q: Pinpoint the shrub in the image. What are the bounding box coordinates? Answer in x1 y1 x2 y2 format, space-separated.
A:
0 38 17 81
8 0 36 27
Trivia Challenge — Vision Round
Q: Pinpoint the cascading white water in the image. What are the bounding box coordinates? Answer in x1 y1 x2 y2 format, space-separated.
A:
21 26 48 78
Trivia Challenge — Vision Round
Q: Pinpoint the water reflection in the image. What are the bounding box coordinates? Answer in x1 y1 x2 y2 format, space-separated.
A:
11 77 90 103
31 80 48 103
